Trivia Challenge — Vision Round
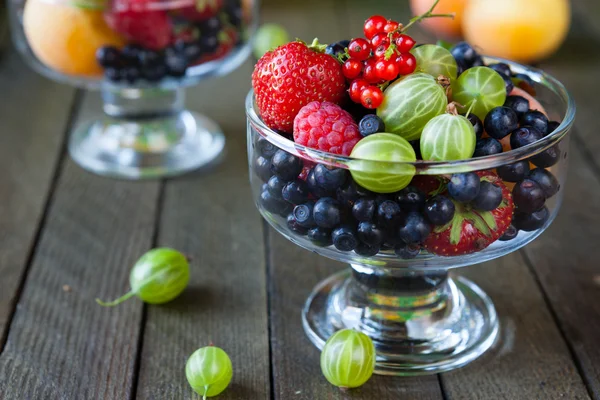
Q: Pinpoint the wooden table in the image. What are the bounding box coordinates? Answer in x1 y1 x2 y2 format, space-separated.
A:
1 0 599 398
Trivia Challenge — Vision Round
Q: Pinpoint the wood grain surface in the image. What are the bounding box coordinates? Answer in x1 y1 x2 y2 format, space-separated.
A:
0 0 599 398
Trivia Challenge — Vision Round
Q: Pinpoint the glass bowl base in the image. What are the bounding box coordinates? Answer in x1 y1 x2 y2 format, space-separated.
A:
302 269 499 375
69 111 225 179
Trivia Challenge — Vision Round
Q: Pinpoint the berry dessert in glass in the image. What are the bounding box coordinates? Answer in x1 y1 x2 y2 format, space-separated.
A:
247 5 575 375
9 0 257 178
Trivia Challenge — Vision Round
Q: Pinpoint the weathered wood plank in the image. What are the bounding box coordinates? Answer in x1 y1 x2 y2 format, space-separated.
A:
135 61 271 400
0 47 75 348
0 92 160 399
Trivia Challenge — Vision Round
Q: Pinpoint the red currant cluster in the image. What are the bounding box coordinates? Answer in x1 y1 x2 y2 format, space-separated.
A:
343 15 418 109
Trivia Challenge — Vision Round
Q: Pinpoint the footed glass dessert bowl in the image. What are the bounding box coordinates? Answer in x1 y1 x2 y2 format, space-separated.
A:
246 56 575 375
9 0 258 179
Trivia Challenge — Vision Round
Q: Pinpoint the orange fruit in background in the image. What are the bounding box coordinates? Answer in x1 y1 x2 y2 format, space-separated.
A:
23 0 126 77
462 0 570 63
409 0 466 39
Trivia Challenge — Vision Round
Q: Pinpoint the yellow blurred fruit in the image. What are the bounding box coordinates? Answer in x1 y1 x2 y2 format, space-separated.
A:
463 0 570 63
23 0 125 77
410 0 467 39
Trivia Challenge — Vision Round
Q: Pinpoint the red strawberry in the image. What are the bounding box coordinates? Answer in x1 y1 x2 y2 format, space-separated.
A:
252 40 347 134
424 172 514 256
410 175 447 197
177 0 223 21
105 2 172 50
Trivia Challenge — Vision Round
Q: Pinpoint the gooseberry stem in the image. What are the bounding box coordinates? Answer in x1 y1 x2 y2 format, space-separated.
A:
400 0 454 33
203 385 209 400
96 291 136 307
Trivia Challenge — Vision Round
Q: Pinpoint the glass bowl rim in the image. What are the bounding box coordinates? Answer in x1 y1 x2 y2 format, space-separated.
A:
246 56 576 174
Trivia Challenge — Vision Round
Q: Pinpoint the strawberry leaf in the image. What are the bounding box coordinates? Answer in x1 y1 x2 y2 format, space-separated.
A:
434 220 453 234
469 212 492 237
449 215 465 245
476 210 498 232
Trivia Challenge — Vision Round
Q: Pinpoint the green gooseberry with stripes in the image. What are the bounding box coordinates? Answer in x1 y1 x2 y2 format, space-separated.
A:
452 66 507 121
349 133 417 194
186 346 233 399
377 73 448 141
420 107 477 161
320 329 376 389
96 247 190 306
411 44 458 80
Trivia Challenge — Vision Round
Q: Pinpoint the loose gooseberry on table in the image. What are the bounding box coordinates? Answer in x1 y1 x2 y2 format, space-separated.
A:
186 346 233 399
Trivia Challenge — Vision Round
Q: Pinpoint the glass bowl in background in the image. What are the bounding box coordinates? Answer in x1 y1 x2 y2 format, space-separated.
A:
246 58 575 375
9 0 258 178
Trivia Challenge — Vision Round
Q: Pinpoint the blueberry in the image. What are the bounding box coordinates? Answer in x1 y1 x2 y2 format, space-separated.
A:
377 200 403 227
226 2 243 27
546 121 560 137
325 40 350 57
293 202 316 228
332 225 359 251
352 198 376 222
313 198 342 228
375 194 393 205
96 46 121 68
359 114 385 137
254 156 273 181
484 107 518 140
337 180 373 207
184 42 204 62
256 137 278 159
451 42 479 67
510 126 543 149
513 179 546 213
466 113 484 139
354 242 380 257
357 222 385 246
121 44 143 65
499 224 519 241
199 16 222 35
266 175 286 198
287 214 309 235
425 195 455 225
520 111 548 135
313 164 348 192
308 227 333 247
496 160 530 182
472 56 484 67
501 74 514 95
383 228 404 248
123 66 141 83
271 150 303 181
104 67 122 82
398 212 431 244
471 181 503 211
489 63 512 77
307 169 334 197
474 138 503 157
282 180 310 204
528 168 560 198
531 145 561 168
138 49 163 68
504 95 530 118
395 186 426 211
260 190 292 216
448 173 481 202
514 206 549 232
166 53 188 77
200 35 219 54
513 73 535 93
142 64 167 82
394 243 421 259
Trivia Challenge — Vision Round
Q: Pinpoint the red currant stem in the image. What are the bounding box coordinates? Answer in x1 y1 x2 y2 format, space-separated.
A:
378 81 391 92
465 100 477 118
396 0 454 34
95 290 136 307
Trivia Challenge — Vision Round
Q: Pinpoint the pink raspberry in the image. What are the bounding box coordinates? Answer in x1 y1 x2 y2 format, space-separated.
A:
293 101 361 156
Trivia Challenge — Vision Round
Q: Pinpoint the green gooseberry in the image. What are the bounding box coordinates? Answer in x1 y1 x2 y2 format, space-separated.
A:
186 346 233 399
320 329 376 389
96 247 189 306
